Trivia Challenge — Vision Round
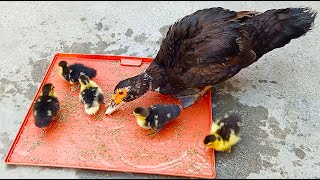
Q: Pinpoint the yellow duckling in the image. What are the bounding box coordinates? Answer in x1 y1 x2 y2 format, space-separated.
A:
204 113 241 153
78 74 104 115
33 83 60 129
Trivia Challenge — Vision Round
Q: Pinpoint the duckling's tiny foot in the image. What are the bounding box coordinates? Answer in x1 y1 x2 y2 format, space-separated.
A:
226 147 232 153
147 130 159 139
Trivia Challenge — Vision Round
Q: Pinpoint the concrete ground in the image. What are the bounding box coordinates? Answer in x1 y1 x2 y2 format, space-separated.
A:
1 1 320 179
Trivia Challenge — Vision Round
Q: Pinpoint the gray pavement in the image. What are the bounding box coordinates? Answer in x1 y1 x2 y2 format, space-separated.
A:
0 1 320 179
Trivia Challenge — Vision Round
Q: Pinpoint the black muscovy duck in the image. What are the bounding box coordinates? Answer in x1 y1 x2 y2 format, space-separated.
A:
105 7 316 114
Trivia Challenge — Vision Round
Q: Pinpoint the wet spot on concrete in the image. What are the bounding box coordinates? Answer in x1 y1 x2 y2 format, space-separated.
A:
80 17 86 22
262 160 274 169
268 117 287 140
0 132 11 159
5 164 17 170
24 83 38 100
156 38 163 45
40 52 52 58
258 80 278 84
29 45 37 49
292 147 306 160
111 33 115 38
292 160 302 167
125 28 133 37
60 41 93 54
40 21 47 25
95 22 103 31
0 78 24 99
280 171 287 177
134 33 148 43
260 146 280 157
93 40 117 54
258 79 268 83
16 69 21 74
129 52 139 56
105 46 129 55
104 26 109 31
0 81 5 96
156 25 170 45
159 25 170 37
211 88 277 178
222 81 242 92
92 34 116 54
251 85 257 89
7 88 16 95
299 145 311 152
31 59 51 83
284 127 291 134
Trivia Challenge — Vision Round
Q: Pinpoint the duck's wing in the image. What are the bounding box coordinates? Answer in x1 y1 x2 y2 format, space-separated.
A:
152 7 257 88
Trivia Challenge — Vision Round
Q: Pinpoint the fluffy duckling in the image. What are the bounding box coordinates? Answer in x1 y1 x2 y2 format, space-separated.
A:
58 61 97 84
204 113 241 153
79 74 105 115
132 104 183 138
33 83 60 129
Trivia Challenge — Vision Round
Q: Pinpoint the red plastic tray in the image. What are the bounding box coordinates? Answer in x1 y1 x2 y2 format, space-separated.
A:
5 53 215 179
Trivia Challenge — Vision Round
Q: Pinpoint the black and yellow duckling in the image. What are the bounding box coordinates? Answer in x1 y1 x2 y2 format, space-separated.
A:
58 60 97 84
106 7 316 114
204 113 241 153
132 104 183 138
33 83 60 129
78 74 105 115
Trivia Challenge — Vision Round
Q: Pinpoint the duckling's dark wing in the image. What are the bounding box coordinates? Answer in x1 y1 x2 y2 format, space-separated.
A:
81 87 99 107
147 104 181 130
216 114 241 141
150 7 256 89
98 93 105 104
33 96 59 128
69 63 97 82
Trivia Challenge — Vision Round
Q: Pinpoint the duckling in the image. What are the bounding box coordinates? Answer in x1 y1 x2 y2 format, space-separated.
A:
203 113 241 153
132 104 183 138
33 83 60 129
58 61 97 84
78 74 105 115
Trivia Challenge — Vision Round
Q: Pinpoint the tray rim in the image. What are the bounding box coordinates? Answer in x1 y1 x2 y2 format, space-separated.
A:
4 53 216 179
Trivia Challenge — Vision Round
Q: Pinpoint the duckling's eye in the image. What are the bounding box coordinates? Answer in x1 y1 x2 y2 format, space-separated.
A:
118 91 123 95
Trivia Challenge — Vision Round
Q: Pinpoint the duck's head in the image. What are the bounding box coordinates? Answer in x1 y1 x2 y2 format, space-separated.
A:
42 83 55 97
105 73 152 115
203 134 220 149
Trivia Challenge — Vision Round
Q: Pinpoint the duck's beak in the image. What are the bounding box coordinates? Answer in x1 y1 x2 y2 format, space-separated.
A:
105 100 124 115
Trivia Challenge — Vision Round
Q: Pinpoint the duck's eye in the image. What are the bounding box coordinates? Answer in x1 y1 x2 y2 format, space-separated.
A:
118 91 123 95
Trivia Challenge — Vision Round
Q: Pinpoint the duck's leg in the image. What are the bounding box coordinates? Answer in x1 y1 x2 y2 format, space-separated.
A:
226 147 232 153
177 86 212 108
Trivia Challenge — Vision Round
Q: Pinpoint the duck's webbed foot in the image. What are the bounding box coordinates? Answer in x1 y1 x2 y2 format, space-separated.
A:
177 86 212 108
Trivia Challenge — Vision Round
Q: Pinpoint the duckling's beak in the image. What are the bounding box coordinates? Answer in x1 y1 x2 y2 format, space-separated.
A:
105 100 124 115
